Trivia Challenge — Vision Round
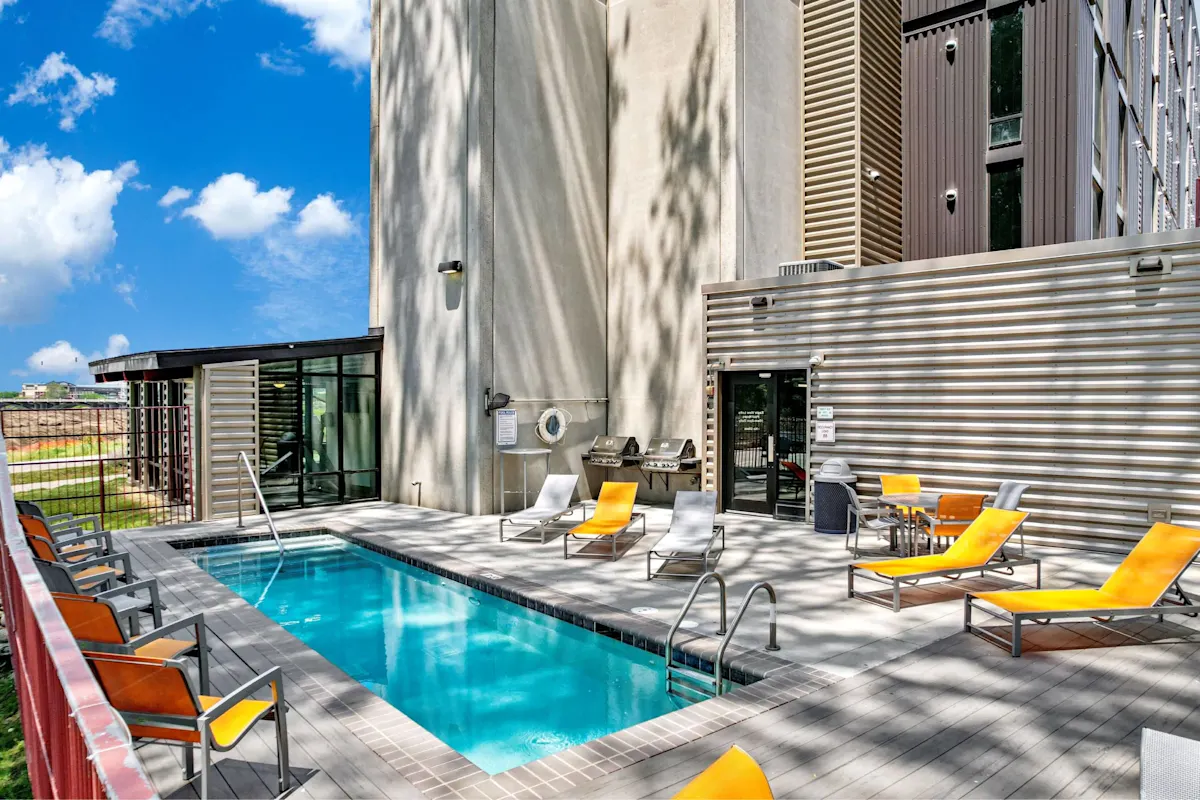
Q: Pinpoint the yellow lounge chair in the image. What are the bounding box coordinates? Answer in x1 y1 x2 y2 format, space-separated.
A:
563 481 645 561
85 650 290 800
966 522 1200 657
849 508 1037 612
674 745 773 800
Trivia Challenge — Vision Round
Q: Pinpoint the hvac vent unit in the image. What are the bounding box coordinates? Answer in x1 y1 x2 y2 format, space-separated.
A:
778 259 846 277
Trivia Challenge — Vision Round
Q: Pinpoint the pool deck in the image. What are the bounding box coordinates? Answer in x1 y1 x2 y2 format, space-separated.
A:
117 501 1200 799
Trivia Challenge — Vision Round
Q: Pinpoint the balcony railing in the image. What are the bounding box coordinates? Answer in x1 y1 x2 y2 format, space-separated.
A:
0 433 158 799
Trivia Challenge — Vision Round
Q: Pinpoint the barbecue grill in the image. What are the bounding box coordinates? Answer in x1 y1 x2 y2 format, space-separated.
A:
640 438 698 473
586 436 640 468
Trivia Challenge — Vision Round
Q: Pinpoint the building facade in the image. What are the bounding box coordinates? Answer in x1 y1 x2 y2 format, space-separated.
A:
371 0 903 514
903 0 1200 261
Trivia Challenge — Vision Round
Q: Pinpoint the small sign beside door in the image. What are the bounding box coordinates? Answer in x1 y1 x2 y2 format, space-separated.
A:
816 406 834 420
815 421 836 444
495 408 518 446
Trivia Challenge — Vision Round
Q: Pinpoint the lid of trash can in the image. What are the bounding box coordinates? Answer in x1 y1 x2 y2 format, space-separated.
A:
813 457 856 482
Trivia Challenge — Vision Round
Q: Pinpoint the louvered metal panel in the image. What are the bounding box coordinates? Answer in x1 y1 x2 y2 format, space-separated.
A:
199 362 258 520
703 230 1200 547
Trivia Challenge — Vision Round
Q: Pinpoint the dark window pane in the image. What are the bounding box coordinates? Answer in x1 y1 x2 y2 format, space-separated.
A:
342 377 377 471
260 360 297 373
342 353 376 375
344 471 379 501
303 374 339 473
990 9 1023 121
989 164 1023 251
302 356 338 374
989 117 1022 147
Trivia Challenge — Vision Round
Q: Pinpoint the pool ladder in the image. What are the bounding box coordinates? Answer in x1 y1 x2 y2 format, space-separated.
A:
665 572 780 700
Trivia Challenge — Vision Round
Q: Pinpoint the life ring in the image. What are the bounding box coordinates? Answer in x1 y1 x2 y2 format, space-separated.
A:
535 407 572 444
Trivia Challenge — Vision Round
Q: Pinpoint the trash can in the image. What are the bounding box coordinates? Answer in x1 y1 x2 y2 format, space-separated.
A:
813 458 857 535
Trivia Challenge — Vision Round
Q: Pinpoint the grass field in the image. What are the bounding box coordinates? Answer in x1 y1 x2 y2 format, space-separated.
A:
8 438 125 464
7 463 105 488
15 478 172 530
0 668 31 799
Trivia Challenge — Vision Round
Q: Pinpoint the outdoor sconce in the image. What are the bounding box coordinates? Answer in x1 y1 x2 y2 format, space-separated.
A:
945 38 957 63
809 353 825 367
1130 255 1172 277
749 296 773 309
484 389 511 416
944 188 958 213
438 260 464 274
866 168 882 182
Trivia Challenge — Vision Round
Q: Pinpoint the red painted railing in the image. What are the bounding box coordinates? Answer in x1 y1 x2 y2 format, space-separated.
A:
0 434 158 799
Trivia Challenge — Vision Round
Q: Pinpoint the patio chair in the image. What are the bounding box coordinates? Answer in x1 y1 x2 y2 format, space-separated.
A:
52 592 210 692
989 480 1031 554
36 558 164 634
24 532 136 585
498 474 583 544
20 513 116 560
17 499 102 534
84 650 290 800
844 483 904 558
563 482 645 562
646 491 724 579
849 508 1038 612
674 745 773 800
915 494 986 554
965 521 1200 657
880 473 924 515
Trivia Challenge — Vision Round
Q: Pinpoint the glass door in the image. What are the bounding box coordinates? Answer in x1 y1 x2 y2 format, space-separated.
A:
721 371 808 517
722 374 776 514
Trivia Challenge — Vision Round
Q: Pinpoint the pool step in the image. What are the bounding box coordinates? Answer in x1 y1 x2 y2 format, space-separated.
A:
666 662 717 700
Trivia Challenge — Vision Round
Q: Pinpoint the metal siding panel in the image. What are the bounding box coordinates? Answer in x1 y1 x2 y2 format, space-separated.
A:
703 233 1200 546
201 362 259 520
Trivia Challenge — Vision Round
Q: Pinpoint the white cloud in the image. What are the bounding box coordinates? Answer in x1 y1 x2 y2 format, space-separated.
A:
25 334 130 382
239 227 366 337
7 52 117 131
295 193 353 238
0 0 18 19
98 0 224 48
258 46 304 76
183 173 293 239
262 0 370 69
158 185 191 207
0 144 137 324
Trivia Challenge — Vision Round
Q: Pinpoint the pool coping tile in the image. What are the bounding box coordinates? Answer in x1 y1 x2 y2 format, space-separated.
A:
139 521 841 799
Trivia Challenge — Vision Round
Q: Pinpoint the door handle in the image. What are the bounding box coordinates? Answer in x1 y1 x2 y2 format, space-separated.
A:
766 435 775 462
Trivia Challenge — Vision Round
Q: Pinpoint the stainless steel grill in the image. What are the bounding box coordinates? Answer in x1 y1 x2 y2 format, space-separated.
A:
640 438 698 473
586 436 640 468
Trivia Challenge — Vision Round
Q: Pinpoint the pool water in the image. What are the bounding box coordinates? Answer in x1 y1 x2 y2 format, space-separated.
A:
187 535 686 774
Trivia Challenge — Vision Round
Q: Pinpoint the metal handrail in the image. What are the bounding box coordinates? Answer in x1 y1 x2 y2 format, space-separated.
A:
714 581 781 695
236 451 284 556
665 572 728 683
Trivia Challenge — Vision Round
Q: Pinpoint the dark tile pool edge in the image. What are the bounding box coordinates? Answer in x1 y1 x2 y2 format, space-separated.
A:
154 523 841 800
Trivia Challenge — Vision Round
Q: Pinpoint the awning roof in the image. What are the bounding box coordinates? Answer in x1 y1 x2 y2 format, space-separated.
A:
89 332 383 382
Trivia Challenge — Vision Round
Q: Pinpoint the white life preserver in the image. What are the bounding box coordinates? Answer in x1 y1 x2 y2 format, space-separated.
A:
535 407 572 444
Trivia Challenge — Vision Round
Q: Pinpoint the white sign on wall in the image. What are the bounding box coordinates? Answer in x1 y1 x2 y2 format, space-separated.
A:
495 409 518 446
816 406 834 420
815 421 836 444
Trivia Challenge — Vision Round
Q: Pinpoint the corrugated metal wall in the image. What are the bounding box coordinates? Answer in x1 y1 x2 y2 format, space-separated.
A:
199 361 258 520
860 0 905 265
802 0 859 264
703 230 1200 547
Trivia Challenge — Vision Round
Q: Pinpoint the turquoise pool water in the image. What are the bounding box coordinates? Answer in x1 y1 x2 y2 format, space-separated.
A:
187 534 684 774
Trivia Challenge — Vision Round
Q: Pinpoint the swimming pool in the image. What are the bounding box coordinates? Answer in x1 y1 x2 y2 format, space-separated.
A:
186 534 688 775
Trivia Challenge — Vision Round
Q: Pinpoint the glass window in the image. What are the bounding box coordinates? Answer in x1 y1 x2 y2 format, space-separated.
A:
302 356 338 374
342 353 377 375
989 8 1023 147
303 374 339 474
1093 181 1105 238
342 377 377 472
989 163 1023 251
260 360 297 374
1117 102 1128 210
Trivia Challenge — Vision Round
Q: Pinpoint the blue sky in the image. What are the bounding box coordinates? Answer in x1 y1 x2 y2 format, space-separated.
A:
0 0 369 388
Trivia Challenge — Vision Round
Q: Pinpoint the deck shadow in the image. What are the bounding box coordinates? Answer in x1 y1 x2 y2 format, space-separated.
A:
855 575 1033 610
973 618 1200 655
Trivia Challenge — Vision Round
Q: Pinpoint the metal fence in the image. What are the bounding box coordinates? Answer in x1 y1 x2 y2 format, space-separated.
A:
0 406 193 530
0 435 159 798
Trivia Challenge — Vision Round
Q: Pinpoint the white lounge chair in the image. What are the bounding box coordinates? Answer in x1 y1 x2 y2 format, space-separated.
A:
646 491 724 579
499 474 583 544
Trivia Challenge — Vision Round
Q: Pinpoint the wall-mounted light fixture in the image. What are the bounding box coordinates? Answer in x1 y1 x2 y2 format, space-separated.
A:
1130 255 1173 277
945 38 958 53
749 295 774 310
809 353 825 367
484 388 511 416
438 260 464 274
944 188 958 213
866 168 882 182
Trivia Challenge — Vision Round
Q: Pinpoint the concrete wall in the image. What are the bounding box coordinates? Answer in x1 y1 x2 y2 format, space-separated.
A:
491 0 609 501
741 0 804 279
375 0 478 511
607 0 731 469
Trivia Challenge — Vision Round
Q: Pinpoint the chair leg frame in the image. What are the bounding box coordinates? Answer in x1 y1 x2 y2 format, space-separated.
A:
849 557 1041 613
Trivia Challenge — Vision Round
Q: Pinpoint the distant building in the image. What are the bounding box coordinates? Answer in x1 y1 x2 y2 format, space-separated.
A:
18 381 128 401
903 0 1200 260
